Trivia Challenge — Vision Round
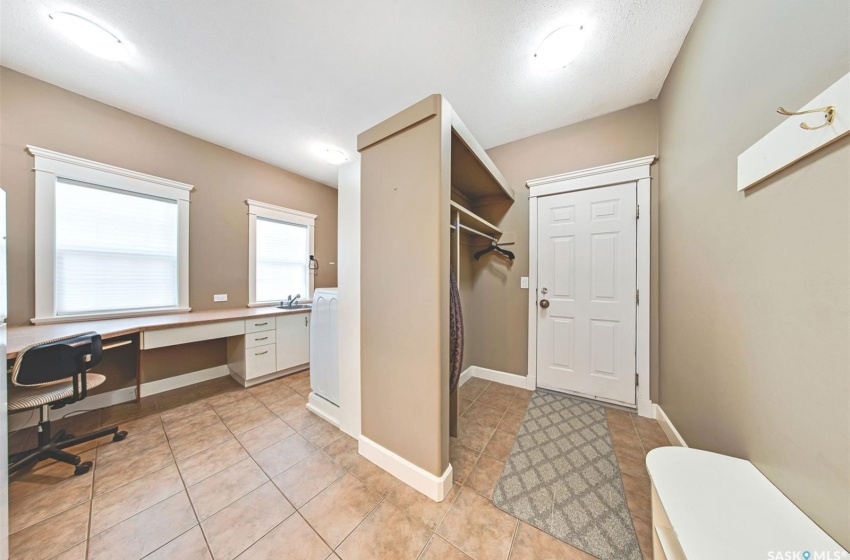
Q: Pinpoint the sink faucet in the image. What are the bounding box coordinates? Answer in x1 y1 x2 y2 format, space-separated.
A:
285 294 302 308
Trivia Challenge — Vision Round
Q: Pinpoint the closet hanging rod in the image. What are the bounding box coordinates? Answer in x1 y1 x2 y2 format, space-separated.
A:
450 222 498 243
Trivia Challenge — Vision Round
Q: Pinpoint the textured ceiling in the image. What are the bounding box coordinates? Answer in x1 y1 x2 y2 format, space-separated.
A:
0 0 701 187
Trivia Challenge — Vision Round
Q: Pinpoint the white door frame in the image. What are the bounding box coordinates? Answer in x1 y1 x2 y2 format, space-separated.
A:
527 156 655 417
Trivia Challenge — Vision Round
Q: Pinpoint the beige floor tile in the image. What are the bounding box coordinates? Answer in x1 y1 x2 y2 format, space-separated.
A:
279 406 321 431
459 384 486 402
386 483 459 530
248 376 290 395
437 488 517 560
96 424 167 464
475 389 514 411
222 404 277 435
88 492 197 559
202 482 294 560
337 501 431 560
239 512 331 560
631 513 654 560
158 399 213 424
420 535 473 560
449 441 479 485
146 526 212 560
163 407 222 440
252 383 298 406
481 430 516 462
605 408 635 428
511 391 533 406
463 402 507 429
252 433 317 478
9 470 93 533
496 410 525 435
187 457 268 521
206 389 254 410
9 501 90 560
214 393 264 421
235 418 295 454
455 419 495 452
613 441 648 479
91 463 184 535
348 456 401 496
466 455 505 500
115 413 163 436
633 418 671 452
299 474 382 548
461 398 475 415
322 435 360 469
168 421 233 460
289 378 312 397
177 437 250 487
265 392 307 417
508 521 595 559
621 472 651 520
299 419 345 448
272 452 345 508
47 541 87 560
93 440 174 496
608 421 643 451
9 448 96 502
99 399 158 427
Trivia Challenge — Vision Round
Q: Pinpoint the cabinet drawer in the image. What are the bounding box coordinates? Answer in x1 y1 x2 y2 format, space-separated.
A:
141 320 244 350
245 343 277 379
245 318 274 333
246 329 275 348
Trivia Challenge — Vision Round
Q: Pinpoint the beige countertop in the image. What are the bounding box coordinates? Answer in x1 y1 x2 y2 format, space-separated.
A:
6 306 311 359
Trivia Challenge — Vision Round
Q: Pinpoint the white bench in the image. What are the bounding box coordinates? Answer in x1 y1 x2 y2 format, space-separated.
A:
646 447 848 560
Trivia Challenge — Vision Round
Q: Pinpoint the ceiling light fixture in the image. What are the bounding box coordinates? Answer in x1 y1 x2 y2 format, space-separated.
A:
49 12 127 61
534 24 586 71
322 148 348 165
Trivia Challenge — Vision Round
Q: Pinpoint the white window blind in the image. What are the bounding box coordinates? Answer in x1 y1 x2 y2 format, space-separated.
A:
55 178 180 315
255 217 309 302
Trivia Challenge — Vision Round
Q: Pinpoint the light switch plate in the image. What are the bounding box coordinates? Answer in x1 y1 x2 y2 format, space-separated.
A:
213 294 228 302
521 277 529 289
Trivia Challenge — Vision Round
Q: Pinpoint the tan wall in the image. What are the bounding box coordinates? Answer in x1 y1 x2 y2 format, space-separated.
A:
657 0 850 547
1 68 338 385
477 101 659 398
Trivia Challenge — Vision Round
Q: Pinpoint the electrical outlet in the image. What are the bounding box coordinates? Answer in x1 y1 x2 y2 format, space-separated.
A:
213 294 228 302
521 277 529 289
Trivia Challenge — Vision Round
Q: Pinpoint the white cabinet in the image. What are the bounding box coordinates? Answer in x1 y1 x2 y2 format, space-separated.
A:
228 311 310 387
276 313 310 371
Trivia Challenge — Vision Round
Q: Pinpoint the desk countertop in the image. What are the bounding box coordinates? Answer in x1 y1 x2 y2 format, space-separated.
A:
6 306 311 359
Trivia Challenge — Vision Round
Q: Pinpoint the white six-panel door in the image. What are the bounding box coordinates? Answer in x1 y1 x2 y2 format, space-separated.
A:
536 182 637 406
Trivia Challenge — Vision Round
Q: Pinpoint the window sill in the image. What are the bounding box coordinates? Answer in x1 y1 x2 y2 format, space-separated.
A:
31 307 192 325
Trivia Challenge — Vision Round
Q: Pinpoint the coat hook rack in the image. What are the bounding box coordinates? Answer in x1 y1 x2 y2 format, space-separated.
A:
776 105 836 130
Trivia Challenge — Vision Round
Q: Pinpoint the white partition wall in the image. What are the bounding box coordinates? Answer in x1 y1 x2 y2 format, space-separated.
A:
337 159 361 438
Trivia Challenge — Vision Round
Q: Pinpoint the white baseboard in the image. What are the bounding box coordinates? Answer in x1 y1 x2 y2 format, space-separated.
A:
141 365 230 398
307 393 340 427
637 397 654 418
8 365 231 431
358 434 453 502
460 366 527 389
654 404 687 447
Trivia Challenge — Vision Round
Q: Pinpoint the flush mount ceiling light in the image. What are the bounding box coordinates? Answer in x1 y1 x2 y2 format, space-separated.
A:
322 147 348 165
49 12 127 61
534 24 586 71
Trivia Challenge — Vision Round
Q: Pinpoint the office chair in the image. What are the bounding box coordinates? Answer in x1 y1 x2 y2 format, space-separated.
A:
8 332 127 476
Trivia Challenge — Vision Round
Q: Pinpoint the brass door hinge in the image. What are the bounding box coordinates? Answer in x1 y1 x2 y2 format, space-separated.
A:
636 204 640 219
635 289 640 305
635 373 639 387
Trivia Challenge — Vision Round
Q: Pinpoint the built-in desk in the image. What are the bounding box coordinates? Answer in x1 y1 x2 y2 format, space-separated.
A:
7 307 312 401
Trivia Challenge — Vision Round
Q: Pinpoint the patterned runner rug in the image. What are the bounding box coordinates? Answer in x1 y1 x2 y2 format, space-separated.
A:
492 390 641 560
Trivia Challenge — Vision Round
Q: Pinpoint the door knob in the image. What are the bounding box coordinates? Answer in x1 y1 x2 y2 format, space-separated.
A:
539 299 550 309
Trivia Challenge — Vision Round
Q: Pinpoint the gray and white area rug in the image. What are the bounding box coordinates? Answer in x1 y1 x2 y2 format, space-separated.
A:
492 390 641 560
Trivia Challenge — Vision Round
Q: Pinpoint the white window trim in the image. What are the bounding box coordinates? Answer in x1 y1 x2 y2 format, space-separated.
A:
246 199 316 308
28 145 194 324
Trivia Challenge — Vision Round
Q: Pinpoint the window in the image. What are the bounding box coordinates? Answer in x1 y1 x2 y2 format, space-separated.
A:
30 146 192 323
247 199 316 306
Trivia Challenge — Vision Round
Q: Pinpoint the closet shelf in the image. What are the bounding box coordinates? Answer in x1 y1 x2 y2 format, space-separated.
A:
450 110 514 205
451 201 502 239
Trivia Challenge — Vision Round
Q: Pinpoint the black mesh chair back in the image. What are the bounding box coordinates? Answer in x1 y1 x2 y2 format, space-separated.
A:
12 332 103 400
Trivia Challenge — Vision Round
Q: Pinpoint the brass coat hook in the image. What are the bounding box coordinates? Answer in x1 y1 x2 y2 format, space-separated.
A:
777 105 836 130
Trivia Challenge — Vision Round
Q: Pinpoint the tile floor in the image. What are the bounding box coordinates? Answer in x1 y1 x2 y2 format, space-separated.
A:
7 371 671 560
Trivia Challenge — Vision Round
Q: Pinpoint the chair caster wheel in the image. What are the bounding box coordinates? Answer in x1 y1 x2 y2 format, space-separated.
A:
74 461 93 476
60 432 76 441
113 431 128 442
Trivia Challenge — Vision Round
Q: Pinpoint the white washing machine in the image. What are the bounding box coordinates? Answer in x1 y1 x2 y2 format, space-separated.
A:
307 287 340 425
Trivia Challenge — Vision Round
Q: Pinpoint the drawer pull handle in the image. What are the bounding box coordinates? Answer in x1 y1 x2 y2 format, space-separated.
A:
255 322 268 326
256 336 268 341
255 351 268 356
